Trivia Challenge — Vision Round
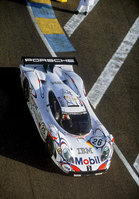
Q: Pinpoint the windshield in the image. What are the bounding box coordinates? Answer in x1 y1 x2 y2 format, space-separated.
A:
49 91 91 136
61 112 91 136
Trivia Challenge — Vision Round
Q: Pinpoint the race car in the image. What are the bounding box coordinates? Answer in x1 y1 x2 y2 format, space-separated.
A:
20 57 114 176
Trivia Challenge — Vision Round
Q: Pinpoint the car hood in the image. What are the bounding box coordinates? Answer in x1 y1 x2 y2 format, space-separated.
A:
51 127 113 174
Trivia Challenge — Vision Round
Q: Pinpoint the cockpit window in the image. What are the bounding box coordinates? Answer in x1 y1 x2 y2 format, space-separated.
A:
49 91 61 122
49 91 91 136
61 112 91 136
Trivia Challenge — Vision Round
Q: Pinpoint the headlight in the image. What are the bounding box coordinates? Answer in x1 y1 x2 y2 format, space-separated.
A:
62 148 74 163
101 146 110 162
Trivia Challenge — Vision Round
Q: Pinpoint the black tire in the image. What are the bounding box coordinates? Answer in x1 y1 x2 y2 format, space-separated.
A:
45 135 54 157
23 78 29 102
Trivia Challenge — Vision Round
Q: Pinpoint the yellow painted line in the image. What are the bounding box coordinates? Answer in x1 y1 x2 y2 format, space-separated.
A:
56 0 67 2
29 0 51 4
35 18 65 34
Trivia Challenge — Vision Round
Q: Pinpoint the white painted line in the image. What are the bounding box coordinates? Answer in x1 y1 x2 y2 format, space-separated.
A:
64 0 99 37
133 154 139 174
88 95 139 186
88 17 139 109
88 16 139 186
114 144 139 186
26 3 57 57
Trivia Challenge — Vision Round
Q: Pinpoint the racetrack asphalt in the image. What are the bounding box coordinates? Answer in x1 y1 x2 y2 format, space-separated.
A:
0 0 139 199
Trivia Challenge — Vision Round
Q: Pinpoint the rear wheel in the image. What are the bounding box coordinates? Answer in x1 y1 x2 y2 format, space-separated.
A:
23 78 29 102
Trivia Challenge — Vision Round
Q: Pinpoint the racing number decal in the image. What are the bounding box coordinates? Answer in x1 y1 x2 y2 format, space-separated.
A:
40 122 48 139
92 139 103 146
90 129 106 148
90 137 105 148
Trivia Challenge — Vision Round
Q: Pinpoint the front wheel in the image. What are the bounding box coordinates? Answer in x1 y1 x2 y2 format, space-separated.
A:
45 135 54 157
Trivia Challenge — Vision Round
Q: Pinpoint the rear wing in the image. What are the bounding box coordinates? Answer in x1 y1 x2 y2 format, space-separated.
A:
21 57 78 72
22 57 78 66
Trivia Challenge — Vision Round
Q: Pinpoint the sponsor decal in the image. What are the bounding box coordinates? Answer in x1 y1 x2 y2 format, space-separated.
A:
30 84 37 98
75 156 100 165
51 81 62 85
30 98 43 125
30 98 38 111
40 122 48 138
24 58 75 63
31 107 42 124
63 91 79 107
40 122 46 132
77 148 93 154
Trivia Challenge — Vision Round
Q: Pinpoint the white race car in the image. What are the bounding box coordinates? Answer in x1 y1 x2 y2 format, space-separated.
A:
20 57 114 176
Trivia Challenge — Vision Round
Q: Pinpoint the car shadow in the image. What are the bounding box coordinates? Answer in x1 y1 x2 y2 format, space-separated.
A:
0 67 62 175
52 6 76 14
7 0 27 5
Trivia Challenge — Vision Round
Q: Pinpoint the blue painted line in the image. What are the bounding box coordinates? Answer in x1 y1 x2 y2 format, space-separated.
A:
28 1 75 53
28 2 55 18
44 34 75 52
